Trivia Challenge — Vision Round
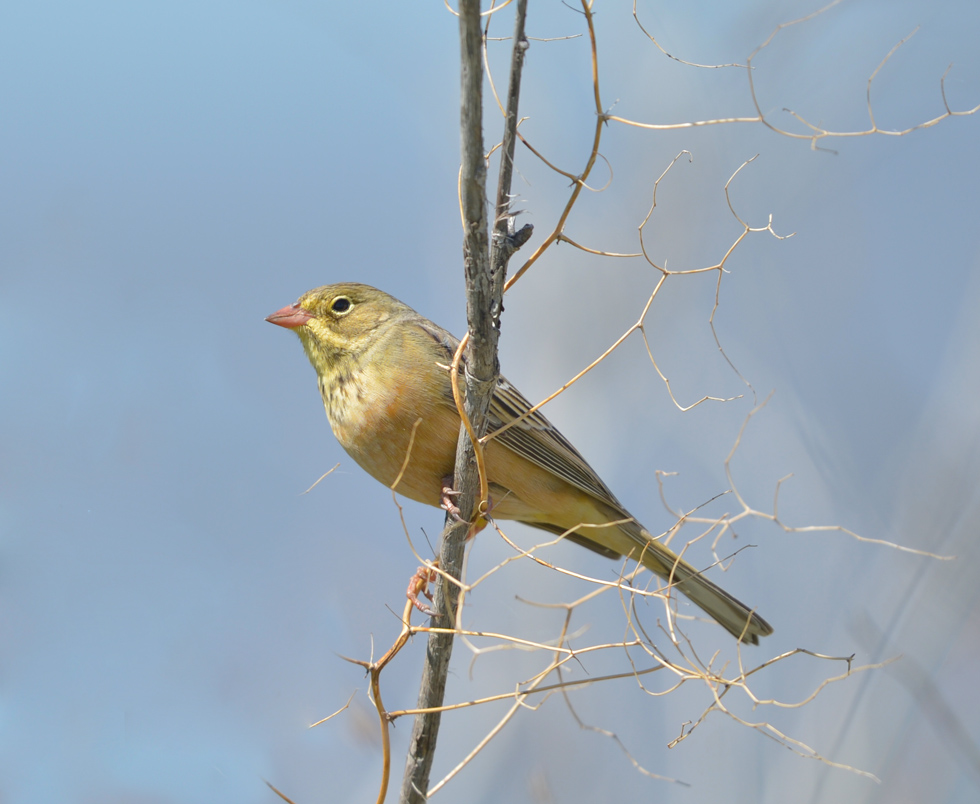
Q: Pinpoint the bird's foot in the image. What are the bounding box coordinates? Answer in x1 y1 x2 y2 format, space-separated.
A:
441 476 496 538
406 563 438 616
440 477 464 521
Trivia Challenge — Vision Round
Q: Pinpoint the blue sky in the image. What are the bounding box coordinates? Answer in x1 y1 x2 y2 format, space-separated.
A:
2 1 979 802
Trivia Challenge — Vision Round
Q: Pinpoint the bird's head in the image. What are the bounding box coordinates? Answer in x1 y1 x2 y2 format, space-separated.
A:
266 283 412 372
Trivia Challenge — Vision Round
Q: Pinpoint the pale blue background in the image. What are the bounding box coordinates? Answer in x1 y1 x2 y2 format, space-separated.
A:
3 1 979 802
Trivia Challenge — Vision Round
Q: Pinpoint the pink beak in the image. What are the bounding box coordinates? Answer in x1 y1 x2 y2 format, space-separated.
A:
266 303 313 329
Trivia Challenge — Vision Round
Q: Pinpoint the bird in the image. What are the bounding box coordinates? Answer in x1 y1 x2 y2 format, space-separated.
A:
266 282 772 644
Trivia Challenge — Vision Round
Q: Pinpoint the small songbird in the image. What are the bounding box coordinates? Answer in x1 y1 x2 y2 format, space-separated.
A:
267 283 772 644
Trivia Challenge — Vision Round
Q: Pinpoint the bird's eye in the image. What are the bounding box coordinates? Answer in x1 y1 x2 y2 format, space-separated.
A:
330 296 352 315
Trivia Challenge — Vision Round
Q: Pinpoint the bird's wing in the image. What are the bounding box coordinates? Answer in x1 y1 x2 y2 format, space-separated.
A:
415 318 628 516
487 376 629 513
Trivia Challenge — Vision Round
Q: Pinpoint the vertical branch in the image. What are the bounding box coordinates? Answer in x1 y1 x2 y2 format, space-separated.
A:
505 0 602 291
490 0 533 274
400 2 530 802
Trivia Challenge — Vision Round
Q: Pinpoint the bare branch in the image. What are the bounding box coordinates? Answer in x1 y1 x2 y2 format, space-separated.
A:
400 2 530 801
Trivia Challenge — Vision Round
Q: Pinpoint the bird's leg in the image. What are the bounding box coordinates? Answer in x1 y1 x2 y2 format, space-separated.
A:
440 476 464 521
411 480 498 616
441 475 499 540
406 563 438 616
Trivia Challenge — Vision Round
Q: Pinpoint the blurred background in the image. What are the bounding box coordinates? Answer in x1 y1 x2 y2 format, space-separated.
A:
2 1 979 801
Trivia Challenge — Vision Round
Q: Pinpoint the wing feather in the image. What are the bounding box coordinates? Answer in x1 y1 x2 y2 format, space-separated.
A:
414 317 628 517
487 377 627 512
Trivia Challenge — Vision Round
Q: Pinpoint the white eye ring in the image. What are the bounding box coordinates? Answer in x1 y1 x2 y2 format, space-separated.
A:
330 296 353 315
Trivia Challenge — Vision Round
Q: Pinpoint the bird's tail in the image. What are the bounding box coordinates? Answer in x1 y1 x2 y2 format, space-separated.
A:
638 538 773 645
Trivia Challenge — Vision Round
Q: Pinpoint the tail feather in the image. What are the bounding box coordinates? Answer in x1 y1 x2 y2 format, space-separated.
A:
523 519 772 644
639 540 772 645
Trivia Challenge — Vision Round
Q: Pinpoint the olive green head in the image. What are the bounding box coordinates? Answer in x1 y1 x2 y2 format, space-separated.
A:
267 282 416 370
